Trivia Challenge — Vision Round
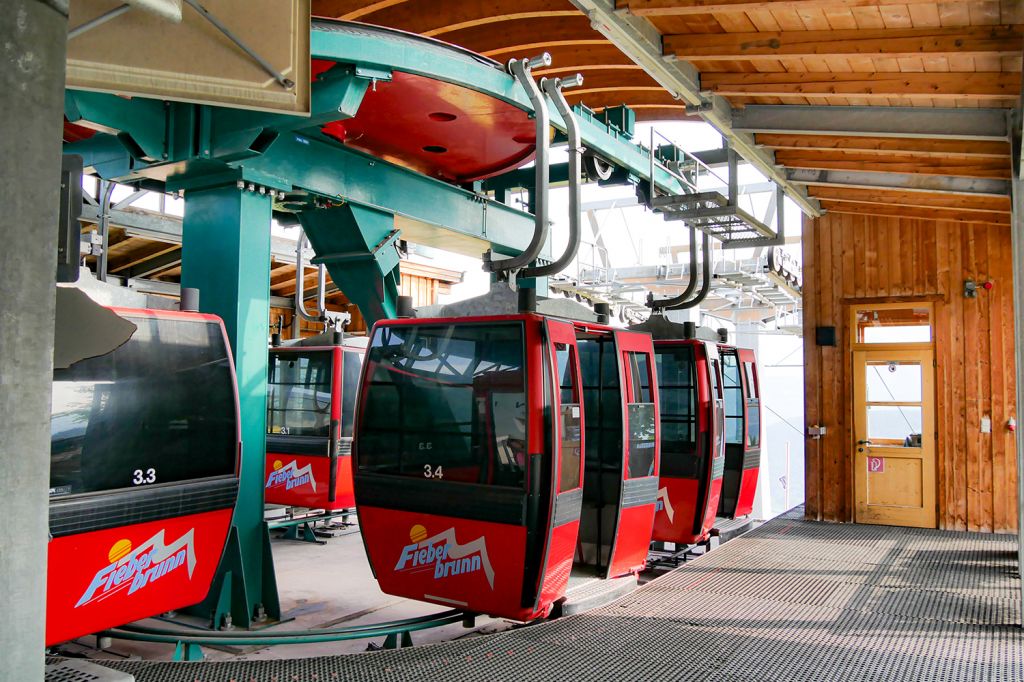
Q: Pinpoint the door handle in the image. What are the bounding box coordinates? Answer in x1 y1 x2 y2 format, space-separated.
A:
857 439 872 446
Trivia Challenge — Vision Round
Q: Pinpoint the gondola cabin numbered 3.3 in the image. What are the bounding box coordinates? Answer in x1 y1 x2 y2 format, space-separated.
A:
47 308 240 646
353 314 660 620
265 341 365 511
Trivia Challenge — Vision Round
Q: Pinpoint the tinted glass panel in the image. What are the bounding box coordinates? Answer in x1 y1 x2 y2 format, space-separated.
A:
654 346 696 456
50 315 237 497
267 351 332 438
358 323 527 488
341 351 363 438
746 403 761 448
555 343 582 492
743 361 759 399
577 338 622 479
722 352 744 445
626 403 657 479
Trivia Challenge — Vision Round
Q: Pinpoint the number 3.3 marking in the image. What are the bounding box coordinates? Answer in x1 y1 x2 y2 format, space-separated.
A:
423 464 444 480
133 468 156 485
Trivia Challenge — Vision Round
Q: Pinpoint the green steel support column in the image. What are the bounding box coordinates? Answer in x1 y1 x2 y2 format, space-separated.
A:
181 182 280 628
297 204 401 323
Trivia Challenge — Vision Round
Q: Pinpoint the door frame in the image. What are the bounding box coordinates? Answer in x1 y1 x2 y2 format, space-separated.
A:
848 302 937 528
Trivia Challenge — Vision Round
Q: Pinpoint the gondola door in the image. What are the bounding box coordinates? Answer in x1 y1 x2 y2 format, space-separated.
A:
531 319 585 612
732 348 761 518
605 331 660 577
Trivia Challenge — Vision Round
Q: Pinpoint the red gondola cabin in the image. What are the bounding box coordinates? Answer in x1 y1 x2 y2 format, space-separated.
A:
353 314 659 620
47 308 239 646
265 334 365 511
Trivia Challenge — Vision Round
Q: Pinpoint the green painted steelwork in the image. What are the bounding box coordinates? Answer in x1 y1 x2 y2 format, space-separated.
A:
60 19 705 632
180 182 281 629
297 204 401 322
102 609 466 660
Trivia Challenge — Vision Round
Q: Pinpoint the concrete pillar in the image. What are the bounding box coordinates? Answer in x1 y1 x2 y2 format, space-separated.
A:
0 0 68 673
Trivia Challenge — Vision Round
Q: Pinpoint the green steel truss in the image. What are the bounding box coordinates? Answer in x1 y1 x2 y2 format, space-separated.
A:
61 19 691 631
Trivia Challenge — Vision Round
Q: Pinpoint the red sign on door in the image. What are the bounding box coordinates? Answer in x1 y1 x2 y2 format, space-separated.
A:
868 456 885 473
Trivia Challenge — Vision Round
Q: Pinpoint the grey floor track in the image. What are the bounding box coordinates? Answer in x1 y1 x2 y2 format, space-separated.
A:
61 508 1024 681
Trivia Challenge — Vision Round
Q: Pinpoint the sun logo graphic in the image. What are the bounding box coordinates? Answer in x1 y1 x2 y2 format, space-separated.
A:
394 524 495 589
266 459 317 492
75 528 197 608
655 487 675 523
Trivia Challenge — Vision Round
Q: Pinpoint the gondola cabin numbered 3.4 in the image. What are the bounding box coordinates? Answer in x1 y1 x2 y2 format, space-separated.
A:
265 341 364 511
47 308 240 646
353 314 660 620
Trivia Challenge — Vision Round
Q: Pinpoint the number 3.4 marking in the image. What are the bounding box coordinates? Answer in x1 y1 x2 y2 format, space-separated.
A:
133 468 156 485
423 464 444 480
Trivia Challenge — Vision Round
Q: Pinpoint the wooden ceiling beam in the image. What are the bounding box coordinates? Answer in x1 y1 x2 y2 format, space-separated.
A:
312 0 408 21
776 150 1011 179
664 26 1024 61
618 0 945 16
701 72 1018 101
819 200 1010 225
567 90 686 110
808 186 1011 213
439 16 605 58
756 134 1010 160
314 0 580 37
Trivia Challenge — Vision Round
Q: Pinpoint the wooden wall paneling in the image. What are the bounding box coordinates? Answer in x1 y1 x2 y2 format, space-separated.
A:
802 213 821 520
832 213 847 521
965 224 983 530
937 225 950 528
804 214 1017 532
842 215 857 522
951 220 968 530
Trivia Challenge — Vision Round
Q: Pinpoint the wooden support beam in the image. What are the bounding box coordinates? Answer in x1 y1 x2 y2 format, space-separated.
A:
664 26 1024 61
441 16 605 58
776 150 1011 179
819 200 1010 225
702 72 1018 101
524 44 638 75
314 0 579 37
806 185 1012 213
312 0 408 21
756 134 1011 160
569 89 687 110
618 0 944 16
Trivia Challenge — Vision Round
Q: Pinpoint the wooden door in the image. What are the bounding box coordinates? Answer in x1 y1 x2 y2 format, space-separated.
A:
853 349 936 528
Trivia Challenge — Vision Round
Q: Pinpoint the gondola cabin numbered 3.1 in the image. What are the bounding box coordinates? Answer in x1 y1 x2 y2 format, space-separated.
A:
47 308 240 646
353 314 660 620
265 341 364 511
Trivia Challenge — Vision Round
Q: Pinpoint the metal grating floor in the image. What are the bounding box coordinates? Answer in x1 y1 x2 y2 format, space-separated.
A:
57 508 1023 681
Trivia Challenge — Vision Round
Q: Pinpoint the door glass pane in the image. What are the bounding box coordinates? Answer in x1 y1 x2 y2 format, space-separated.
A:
856 307 931 343
867 405 923 446
626 402 657 479
555 342 582 492
866 361 922 403
559 403 582 491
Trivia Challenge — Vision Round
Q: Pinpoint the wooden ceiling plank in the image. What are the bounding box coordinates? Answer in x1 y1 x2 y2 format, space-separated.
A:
806 184 1011 211
701 71 1019 99
755 133 1010 158
776 150 1011 179
663 25 1024 60
624 0 947 16
820 200 1010 225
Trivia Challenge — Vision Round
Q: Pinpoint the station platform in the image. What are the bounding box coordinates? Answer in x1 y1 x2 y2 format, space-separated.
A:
55 508 1023 681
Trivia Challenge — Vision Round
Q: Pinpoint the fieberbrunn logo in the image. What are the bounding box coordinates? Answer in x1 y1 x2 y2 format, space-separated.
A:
394 524 495 588
75 528 197 608
266 459 317 492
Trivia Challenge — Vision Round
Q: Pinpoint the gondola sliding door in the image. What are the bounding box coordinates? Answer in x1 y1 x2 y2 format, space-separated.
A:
605 331 660 578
